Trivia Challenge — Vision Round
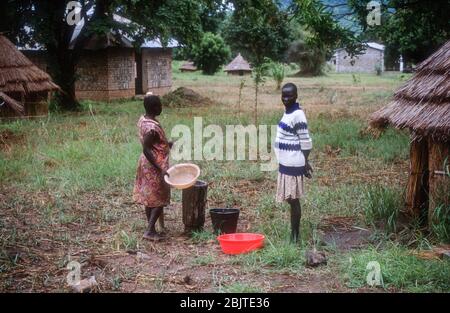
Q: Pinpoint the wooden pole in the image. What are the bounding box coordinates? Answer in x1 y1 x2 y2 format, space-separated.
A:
428 140 450 230
405 138 429 222
182 180 208 233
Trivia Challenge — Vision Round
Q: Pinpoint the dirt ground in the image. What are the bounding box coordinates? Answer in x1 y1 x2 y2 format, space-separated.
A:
0 179 397 293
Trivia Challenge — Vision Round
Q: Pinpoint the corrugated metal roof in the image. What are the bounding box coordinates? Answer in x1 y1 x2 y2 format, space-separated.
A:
71 13 179 48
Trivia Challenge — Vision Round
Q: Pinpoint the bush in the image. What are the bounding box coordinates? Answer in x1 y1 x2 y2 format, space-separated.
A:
285 39 326 76
192 32 231 75
375 63 382 76
269 62 285 90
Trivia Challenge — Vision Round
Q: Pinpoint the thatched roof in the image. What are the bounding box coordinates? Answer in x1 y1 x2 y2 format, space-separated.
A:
0 35 60 94
224 53 252 72
179 61 197 71
370 40 450 141
0 91 25 115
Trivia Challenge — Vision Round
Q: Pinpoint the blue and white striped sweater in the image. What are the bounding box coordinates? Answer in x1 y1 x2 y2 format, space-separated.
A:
274 103 312 176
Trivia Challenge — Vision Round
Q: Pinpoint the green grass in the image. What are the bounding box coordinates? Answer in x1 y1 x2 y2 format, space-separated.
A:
172 60 411 88
431 203 450 243
219 282 264 293
0 100 408 196
363 185 403 233
114 230 139 251
340 243 450 292
311 117 409 162
191 230 216 243
192 253 215 266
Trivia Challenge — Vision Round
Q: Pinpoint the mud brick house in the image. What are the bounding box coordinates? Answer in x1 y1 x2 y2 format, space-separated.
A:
22 15 176 102
136 41 174 96
370 40 450 230
331 42 385 73
0 35 59 119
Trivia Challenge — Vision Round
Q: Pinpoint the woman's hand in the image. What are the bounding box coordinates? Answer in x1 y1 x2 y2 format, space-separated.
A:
160 169 170 178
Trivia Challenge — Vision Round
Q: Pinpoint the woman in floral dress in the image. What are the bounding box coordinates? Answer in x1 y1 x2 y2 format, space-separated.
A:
133 95 172 241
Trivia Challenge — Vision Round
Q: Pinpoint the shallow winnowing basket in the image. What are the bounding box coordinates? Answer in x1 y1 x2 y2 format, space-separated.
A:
164 163 200 189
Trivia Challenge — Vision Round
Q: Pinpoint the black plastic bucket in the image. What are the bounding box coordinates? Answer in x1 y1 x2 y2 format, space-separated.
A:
210 208 240 234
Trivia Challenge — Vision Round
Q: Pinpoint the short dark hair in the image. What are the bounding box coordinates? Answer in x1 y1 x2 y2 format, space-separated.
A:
282 83 297 94
144 95 161 114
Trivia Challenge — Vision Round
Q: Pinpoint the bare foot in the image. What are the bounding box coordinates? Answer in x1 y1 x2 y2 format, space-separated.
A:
143 231 163 241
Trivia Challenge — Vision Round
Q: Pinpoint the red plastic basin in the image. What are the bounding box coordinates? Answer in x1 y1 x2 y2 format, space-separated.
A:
217 233 265 255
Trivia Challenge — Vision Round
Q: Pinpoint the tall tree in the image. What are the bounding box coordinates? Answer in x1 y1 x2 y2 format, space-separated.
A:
289 0 364 59
224 0 292 66
0 0 204 111
223 0 292 123
348 0 450 64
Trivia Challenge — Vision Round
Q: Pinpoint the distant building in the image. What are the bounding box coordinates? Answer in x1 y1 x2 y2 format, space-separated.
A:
179 61 197 72
332 42 385 73
224 53 252 76
21 14 177 101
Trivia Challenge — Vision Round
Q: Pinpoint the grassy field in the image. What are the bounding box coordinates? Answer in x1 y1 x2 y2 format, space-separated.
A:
1 66 449 292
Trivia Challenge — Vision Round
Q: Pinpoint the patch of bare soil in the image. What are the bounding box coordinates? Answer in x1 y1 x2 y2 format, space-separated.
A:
319 216 372 251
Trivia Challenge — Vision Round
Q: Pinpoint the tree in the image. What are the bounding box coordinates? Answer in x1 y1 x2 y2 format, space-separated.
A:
286 39 326 76
0 0 205 111
223 0 292 123
191 32 231 75
269 61 286 90
288 0 364 59
222 0 364 120
348 0 450 64
223 0 292 66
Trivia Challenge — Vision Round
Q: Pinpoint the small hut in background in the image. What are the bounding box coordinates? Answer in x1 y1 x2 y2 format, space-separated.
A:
224 53 252 76
179 61 197 72
370 40 450 229
0 35 59 118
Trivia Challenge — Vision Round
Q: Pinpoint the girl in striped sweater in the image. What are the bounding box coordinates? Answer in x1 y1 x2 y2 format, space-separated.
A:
274 83 313 243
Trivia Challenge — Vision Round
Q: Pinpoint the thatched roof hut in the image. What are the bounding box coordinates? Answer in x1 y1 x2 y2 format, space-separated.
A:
370 40 450 229
0 34 59 117
370 40 450 141
179 61 197 72
224 53 252 76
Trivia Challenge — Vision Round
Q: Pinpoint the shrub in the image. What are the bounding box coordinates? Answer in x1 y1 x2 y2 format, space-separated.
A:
270 62 285 90
191 32 231 75
285 39 326 76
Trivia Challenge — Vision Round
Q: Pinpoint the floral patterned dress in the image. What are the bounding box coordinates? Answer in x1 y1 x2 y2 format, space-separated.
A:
133 116 170 207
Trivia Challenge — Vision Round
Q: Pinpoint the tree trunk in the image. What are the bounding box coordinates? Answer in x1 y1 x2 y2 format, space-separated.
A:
182 180 208 233
405 138 429 223
254 81 258 125
51 52 79 111
428 140 450 230
34 0 108 112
